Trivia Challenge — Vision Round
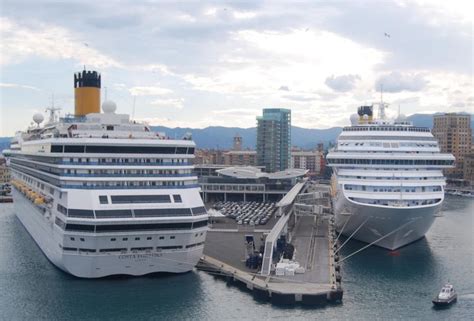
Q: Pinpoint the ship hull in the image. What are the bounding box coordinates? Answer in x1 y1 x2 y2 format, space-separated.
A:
333 189 441 250
12 190 204 278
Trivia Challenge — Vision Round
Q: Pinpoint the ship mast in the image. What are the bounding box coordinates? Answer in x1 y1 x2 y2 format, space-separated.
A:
45 94 61 124
378 84 388 120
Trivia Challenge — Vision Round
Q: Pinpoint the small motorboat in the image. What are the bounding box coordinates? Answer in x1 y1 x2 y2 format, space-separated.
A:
432 283 457 307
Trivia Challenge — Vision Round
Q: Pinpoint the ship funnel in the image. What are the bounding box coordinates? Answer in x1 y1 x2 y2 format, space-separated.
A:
74 69 101 116
357 105 373 123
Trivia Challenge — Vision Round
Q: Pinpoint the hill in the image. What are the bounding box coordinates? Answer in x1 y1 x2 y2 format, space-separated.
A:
151 125 342 149
0 137 11 153
0 113 472 152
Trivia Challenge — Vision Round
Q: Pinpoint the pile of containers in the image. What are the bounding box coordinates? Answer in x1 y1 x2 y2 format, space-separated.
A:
275 259 305 276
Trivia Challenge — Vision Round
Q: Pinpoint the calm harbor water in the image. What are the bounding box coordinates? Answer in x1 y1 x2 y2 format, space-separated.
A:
0 196 472 321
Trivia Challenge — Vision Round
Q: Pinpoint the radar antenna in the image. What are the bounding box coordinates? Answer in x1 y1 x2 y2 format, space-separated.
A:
45 94 61 124
378 84 388 120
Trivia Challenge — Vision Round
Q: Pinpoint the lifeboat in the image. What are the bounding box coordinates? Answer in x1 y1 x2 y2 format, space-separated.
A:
34 197 45 205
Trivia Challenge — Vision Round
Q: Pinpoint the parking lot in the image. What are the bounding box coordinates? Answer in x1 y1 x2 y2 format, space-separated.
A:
210 201 277 226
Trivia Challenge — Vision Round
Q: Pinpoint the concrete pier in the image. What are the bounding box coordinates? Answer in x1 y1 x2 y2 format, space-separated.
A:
197 183 343 306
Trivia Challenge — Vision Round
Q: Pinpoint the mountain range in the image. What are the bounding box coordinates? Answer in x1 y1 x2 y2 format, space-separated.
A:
151 113 472 149
0 113 472 152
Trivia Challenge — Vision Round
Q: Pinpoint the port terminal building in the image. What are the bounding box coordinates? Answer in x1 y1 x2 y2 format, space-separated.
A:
197 165 307 203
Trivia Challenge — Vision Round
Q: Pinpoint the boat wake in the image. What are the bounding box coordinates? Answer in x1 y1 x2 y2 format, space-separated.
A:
458 293 474 299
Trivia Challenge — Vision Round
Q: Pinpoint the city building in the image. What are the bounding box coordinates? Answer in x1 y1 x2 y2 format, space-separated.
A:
0 157 10 183
463 145 474 186
290 148 324 177
199 166 307 203
432 113 472 178
224 150 257 166
223 134 257 166
256 108 291 173
194 149 225 165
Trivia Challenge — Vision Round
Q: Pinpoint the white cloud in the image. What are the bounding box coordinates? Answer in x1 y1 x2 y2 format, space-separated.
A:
150 97 184 109
375 72 428 93
233 11 258 20
281 94 317 102
184 29 384 97
0 17 121 68
134 63 173 76
325 74 361 92
129 85 173 96
212 108 261 116
0 83 40 91
0 2 472 135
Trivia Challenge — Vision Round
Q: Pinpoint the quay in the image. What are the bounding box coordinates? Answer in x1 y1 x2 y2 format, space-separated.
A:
197 181 343 306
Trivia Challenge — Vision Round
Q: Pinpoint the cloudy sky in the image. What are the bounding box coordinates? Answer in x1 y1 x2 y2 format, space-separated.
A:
0 0 472 136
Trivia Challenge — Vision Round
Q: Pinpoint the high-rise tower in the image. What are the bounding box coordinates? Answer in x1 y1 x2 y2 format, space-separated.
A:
256 108 291 172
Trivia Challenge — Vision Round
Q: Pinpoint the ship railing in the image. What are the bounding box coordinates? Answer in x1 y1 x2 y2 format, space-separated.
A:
60 184 201 190
60 161 191 166
61 173 195 178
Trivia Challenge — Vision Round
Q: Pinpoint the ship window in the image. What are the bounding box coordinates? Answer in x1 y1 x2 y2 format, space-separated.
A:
157 246 182 250
80 238 85 242
159 236 165 240
99 195 108 204
147 237 152 240
111 238 116 241
70 237 75 241
57 204 68 215
84 145 181 154
51 145 63 153
173 195 182 203
176 147 187 154
64 145 85 153
122 238 128 241
131 247 153 251
134 208 192 217
79 248 96 253
193 220 209 229
68 209 94 218
106 125 114 131
186 242 205 248
111 195 171 204
95 209 133 218
170 236 175 239
55 217 66 229
65 224 95 232
95 223 192 232
63 247 77 251
191 206 207 215
99 248 126 253
135 237 140 241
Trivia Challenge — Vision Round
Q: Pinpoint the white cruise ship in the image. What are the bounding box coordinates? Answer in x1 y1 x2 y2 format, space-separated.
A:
326 103 455 250
3 70 208 278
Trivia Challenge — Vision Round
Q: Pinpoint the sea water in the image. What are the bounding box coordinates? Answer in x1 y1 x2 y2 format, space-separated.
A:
0 196 472 320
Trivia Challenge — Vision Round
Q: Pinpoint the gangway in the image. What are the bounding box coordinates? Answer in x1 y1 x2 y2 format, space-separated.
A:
261 181 307 276
260 209 293 276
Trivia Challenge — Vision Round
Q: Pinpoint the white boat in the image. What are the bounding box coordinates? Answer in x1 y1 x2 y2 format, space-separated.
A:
3 70 208 278
432 283 457 306
327 103 455 250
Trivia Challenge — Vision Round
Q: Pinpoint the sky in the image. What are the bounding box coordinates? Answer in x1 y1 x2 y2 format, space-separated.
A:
0 0 472 136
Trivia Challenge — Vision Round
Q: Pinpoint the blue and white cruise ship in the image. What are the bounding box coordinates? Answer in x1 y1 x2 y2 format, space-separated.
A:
3 70 208 278
327 103 455 250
